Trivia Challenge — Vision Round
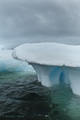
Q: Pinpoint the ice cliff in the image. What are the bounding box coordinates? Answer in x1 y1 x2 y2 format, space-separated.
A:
12 42 80 95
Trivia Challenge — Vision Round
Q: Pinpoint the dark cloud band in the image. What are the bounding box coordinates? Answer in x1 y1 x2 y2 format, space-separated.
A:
0 0 80 49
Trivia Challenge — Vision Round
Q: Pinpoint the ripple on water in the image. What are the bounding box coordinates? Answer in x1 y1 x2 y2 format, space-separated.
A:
0 72 80 120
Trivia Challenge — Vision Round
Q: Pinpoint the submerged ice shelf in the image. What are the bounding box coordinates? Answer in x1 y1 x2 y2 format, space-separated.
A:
12 42 80 95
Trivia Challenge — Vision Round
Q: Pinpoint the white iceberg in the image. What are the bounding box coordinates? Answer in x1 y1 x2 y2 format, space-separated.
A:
12 42 80 95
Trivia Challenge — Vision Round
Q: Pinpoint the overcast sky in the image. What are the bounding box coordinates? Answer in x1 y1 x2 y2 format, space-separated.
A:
0 0 80 49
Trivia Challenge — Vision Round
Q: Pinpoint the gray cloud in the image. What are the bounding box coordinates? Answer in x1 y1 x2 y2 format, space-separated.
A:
0 0 80 49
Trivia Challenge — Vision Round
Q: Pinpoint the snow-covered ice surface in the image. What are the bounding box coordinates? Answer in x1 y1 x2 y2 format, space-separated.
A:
12 42 80 95
12 42 80 67
0 50 35 73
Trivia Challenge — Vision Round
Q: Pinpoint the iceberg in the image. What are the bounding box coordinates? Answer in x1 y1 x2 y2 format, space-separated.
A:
12 42 80 95
0 50 35 73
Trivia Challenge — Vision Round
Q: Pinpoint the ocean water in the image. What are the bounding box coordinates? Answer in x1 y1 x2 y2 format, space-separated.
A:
0 72 80 120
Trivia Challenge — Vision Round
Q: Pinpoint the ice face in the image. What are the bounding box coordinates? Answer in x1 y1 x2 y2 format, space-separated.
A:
31 63 70 87
68 67 80 95
12 42 80 95
31 63 80 95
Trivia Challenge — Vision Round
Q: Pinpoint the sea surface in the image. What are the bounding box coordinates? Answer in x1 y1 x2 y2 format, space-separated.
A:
0 72 80 120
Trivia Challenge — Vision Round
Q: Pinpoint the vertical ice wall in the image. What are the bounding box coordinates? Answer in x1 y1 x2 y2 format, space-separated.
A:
31 63 70 86
68 67 80 95
31 63 80 95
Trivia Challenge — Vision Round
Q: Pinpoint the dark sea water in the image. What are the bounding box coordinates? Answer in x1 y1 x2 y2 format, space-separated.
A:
0 72 80 120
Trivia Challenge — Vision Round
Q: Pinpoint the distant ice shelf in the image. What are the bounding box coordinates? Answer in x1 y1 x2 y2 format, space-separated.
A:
12 42 80 95
0 59 35 73
0 50 35 73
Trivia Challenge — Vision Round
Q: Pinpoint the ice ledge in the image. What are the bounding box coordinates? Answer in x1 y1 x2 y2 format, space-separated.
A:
12 42 80 67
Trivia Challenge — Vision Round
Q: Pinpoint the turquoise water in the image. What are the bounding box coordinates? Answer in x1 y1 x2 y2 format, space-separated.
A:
50 85 80 120
0 72 80 120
